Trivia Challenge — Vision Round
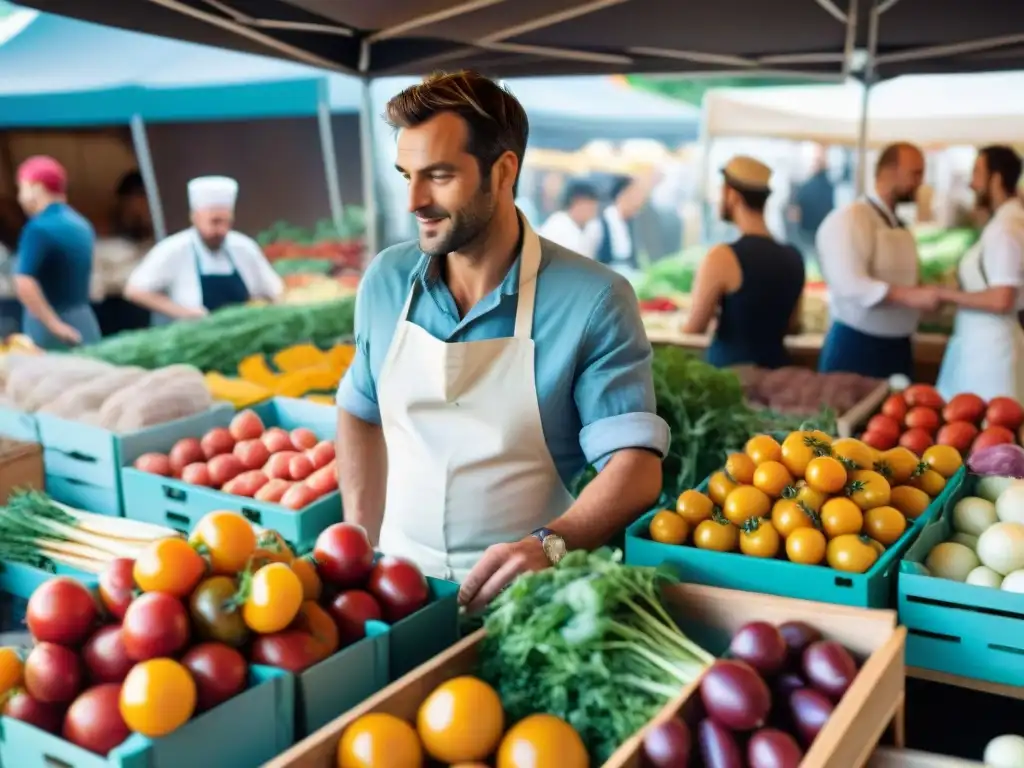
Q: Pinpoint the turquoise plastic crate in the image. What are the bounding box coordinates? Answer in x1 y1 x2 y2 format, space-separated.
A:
0 559 97 599
0 405 38 442
0 665 293 768
119 398 339 550
388 577 460 680
899 472 1024 686
37 403 234 516
625 467 965 608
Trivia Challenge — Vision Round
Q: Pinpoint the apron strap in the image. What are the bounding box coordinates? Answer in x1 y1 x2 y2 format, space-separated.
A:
398 279 417 323
514 223 542 339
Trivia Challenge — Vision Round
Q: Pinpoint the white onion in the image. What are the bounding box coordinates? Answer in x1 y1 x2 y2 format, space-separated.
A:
952 497 998 536
985 734 1024 768
977 522 1024 576
950 532 979 551
996 482 1024 524
977 475 1018 504
1003 570 1024 594
966 565 1003 588
925 542 981 582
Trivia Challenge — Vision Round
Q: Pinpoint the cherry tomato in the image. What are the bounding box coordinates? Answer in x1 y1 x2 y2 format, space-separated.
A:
291 601 340 659
805 456 847 494
880 394 908 422
182 642 248 711
861 429 897 451
826 534 879 574
903 384 944 410
770 499 816 539
905 407 940 434
0 647 22 699
820 497 864 538
649 510 689 544
780 431 819 477
251 529 295 567
367 557 430 623
98 558 136 621
133 538 206 598
739 517 780 558
3 690 64 734
120 658 196 738
911 468 946 497
785 527 826 565
790 480 827 512
121 592 190 661
417 676 504 763
82 625 134 684
707 471 737 506
63 683 130 756
26 577 98 646
251 630 323 673
829 438 875 471
752 461 793 498
25 642 82 703
693 510 739 552
877 447 921 486
675 490 714 527
943 393 986 424
899 427 933 456
936 421 978 453
724 452 756 484
922 444 963 479
497 713 589 768
986 396 1024 431
290 556 323 602
189 575 249 648
890 485 932 520
312 523 374 589
846 469 892 511
328 590 383 647
338 713 423 768
723 485 771 526
866 414 901 444
972 425 1016 455
189 511 257 575
863 505 907 546
242 563 304 634
745 435 782 465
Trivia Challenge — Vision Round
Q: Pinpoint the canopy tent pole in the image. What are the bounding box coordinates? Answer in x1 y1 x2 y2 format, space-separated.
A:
316 78 345 230
696 93 713 243
855 0 882 195
358 77 380 262
129 114 167 241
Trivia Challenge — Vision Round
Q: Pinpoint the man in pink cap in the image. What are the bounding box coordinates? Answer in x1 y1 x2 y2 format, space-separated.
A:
14 155 101 349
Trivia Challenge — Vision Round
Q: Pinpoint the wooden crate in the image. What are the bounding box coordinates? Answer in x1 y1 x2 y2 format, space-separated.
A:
0 439 42 505
836 380 891 438
266 583 906 768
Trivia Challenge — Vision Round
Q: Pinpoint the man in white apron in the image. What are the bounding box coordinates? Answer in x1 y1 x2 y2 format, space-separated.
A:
816 143 939 379
335 71 669 613
936 146 1024 401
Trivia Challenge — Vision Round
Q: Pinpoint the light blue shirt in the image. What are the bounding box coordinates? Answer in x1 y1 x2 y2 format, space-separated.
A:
337 236 670 487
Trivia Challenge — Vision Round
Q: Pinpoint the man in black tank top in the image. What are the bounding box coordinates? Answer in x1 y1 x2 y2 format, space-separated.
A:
683 156 806 369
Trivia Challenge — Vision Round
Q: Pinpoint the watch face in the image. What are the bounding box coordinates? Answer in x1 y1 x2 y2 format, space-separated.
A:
542 535 567 563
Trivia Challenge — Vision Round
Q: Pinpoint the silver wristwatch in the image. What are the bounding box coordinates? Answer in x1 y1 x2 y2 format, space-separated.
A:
531 527 567 565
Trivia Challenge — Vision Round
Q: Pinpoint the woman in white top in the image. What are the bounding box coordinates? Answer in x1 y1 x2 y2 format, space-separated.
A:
936 146 1024 402
124 176 284 322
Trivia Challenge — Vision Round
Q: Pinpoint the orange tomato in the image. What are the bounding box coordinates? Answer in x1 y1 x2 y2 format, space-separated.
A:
826 534 879 574
739 517 780 558
863 505 907 546
785 527 827 565
133 538 206 597
910 468 946 498
676 490 714 527
752 461 793 498
707 471 737 506
770 498 817 539
292 600 339 659
189 511 257 575
804 456 847 494
649 511 690 545
290 556 323 602
723 485 771 526
922 444 963 480
846 469 892 511
724 452 756 484
497 714 588 768
820 497 864 538
745 435 782 465
251 529 295 568
339 713 423 768
120 658 196 738
0 647 23 698
693 511 740 552
876 447 921 486
890 485 932 519
830 438 876 472
417 676 504 763
241 563 304 634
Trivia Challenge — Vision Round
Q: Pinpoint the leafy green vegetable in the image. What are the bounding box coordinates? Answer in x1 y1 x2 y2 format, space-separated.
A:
479 548 712 763
273 259 336 276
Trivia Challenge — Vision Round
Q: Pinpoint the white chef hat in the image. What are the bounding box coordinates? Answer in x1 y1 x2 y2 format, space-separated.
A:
187 175 238 211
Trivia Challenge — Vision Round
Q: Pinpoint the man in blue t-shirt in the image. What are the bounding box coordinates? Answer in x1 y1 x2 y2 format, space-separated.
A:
15 156 101 349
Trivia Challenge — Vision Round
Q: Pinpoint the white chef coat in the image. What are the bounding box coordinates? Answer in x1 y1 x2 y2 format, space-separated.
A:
126 228 284 309
538 211 598 258
815 195 921 337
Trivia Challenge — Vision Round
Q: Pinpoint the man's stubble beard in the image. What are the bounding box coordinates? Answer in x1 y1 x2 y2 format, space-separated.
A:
419 185 497 259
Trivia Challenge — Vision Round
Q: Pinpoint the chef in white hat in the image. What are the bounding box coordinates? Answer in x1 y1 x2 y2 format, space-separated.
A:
125 175 283 321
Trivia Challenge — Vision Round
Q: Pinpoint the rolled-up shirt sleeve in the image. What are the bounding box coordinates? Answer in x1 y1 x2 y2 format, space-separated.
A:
127 239 176 293
575 277 671 468
982 226 1024 288
816 207 889 308
14 222 47 278
336 266 382 425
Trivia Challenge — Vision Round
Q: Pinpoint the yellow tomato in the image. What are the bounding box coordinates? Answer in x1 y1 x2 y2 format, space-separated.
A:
676 490 714 527
339 713 423 768
910 468 946 498
808 430 834 446
864 505 906 546
649 511 690 545
242 562 304 633
723 485 771 526
290 556 323 602
846 469 892 511
120 658 196 738
780 431 818 477
752 460 794 498
0 647 23 698
417 676 504 763
819 497 864 538
745 434 783 465
805 456 847 494
786 527 827 565
725 452 756 484
922 444 963 479
890 485 932 520
830 438 877 472
189 510 257 575
497 714 588 768
708 471 737 506
877 447 921 486
791 480 828 512
826 534 880 574
739 517 780 558
693 511 740 552
770 498 817 539
133 538 207 598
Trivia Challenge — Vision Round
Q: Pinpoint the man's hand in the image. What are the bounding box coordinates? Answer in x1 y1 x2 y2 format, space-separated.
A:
51 321 82 346
458 537 550 614
179 306 209 319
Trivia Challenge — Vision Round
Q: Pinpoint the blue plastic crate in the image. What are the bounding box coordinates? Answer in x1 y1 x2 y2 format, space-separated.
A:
0 405 38 442
0 665 294 768
0 559 97 599
388 577 460 681
37 404 234 516
119 398 339 550
899 472 1024 686
625 467 964 608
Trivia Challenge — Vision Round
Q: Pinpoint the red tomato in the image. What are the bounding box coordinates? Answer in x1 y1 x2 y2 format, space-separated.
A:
62 684 130 756
121 592 191 661
201 427 236 459
972 425 1017 455
866 414 901 443
133 453 171 476
27 577 98 646
169 438 204 476
261 428 295 454
82 626 134 684
942 393 987 425
313 523 375 588
182 462 213 487
25 643 83 703
289 428 318 451
233 439 271 471
861 430 897 451
904 407 941 434
328 590 383 646
903 384 945 410
182 643 248 711
98 559 135 621
880 394 908 422
936 421 979 453
306 441 335 470
367 557 430 623
3 690 65 734
251 630 323 673
289 454 314 481
986 397 1024 431
207 454 245 487
899 428 934 456
229 409 265 441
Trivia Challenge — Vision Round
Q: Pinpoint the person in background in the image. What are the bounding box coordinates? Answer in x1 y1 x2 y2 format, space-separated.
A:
684 156 805 369
936 146 1024 401
538 179 600 256
14 156 101 349
789 147 834 261
112 171 154 242
815 142 938 379
125 176 283 321
588 173 653 275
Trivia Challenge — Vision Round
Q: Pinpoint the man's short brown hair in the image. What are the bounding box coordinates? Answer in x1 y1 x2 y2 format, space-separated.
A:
875 142 921 178
384 70 529 194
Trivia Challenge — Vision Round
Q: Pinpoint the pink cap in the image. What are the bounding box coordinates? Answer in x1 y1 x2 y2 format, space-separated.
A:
16 156 67 194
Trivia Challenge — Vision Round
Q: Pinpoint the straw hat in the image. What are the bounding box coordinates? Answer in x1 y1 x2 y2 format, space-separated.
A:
722 155 772 192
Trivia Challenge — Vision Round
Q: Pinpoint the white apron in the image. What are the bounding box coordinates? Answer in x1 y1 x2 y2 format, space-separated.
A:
376 223 575 582
936 239 1024 402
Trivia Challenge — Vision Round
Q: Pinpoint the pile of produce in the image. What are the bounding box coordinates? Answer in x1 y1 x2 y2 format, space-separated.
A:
0 333 40 356
79 299 355 374
646 430 960 573
642 620 863 768
922 476 1024 592
257 213 365 272
858 385 1024 457
132 409 337 511
733 366 882 416
0 355 214 432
